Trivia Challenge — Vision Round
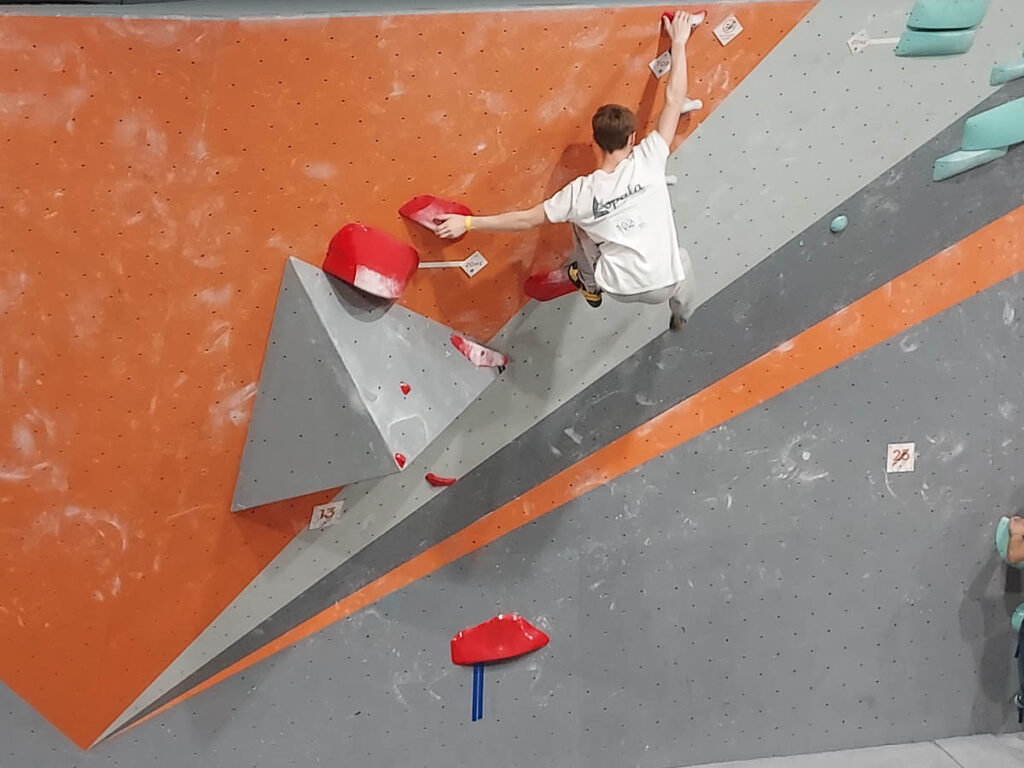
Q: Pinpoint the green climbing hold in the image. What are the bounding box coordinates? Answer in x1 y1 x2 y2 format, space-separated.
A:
895 28 976 57
961 96 1024 150
829 215 848 233
932 147 1008 181
906 0 990 30
1014 602 1024 634
991 58 1024 86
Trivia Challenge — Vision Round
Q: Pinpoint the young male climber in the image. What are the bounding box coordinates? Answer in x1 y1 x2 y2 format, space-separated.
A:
435 10 701 331
996 514 1024 567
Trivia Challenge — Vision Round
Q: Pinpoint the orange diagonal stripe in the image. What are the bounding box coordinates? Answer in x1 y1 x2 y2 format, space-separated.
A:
126 204 1024 737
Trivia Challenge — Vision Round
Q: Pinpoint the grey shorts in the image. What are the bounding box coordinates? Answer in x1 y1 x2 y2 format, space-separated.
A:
572 224 698 320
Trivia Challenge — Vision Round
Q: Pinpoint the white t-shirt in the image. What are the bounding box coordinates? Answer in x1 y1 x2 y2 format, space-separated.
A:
543 131 685 296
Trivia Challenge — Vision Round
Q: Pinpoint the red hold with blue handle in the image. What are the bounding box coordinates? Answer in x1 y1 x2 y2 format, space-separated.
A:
451 614 550 722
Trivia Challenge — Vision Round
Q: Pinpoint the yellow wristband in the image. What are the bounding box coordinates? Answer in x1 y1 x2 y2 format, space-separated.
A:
465 215 473 232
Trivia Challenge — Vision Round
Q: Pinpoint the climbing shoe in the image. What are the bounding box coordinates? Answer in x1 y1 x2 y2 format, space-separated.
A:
567 261 602 307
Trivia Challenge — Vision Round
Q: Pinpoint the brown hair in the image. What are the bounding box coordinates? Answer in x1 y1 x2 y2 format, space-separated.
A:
591 104 636 153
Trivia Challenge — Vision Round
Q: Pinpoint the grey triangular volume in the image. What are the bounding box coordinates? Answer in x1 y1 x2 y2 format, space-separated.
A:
231 261 396 511
231 258 498 512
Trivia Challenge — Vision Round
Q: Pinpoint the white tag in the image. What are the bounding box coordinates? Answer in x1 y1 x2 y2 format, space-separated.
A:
714 14 743 46
649 50 672 78
461 251 487 277
886 442 916 473
309 500 344 531
847 29 870 54
712 14 745 46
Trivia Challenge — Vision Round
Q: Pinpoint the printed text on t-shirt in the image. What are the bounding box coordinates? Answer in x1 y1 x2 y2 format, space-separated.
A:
592 183 645 219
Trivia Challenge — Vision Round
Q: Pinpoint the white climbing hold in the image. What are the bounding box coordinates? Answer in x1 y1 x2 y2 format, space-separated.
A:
681 98 703 114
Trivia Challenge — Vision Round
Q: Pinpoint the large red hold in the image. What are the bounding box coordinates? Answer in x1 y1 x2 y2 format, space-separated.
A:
399 195 472 234
451 614 550 665
663 9 706 25
323 224 420 300
524 267 577 302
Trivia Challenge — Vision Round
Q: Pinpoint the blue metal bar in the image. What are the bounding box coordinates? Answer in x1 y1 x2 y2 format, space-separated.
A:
472 663 484 722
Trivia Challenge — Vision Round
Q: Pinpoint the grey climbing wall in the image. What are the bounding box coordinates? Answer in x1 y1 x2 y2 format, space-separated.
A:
5 265 1024 768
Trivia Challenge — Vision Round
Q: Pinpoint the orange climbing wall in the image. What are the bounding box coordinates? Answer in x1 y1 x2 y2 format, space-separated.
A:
0 3 814 748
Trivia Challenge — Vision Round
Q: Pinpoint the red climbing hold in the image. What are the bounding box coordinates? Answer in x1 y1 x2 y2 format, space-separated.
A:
323 223 420 300
663 9 707 25
524 267 576 302
451 334 508 369
451 614 550 665
400 382 411 395
394 453 407 469
399 195 473 235
426 472 457 487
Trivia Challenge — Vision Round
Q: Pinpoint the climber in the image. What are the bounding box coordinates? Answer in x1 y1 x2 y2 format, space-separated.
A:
435 10 701 331
996 515 1024 567
997 519 1024 721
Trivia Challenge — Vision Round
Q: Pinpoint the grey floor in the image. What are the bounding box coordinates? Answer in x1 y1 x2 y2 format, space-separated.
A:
689 734 1024 768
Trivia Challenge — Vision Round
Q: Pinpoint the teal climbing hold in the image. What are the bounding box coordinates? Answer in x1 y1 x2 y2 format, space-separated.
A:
991 58 1024 86
895 28 976 57
829 215 848 233
961 96 1024 150
932 147 1008 180
906 0 989 30
1014 602 1024 634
